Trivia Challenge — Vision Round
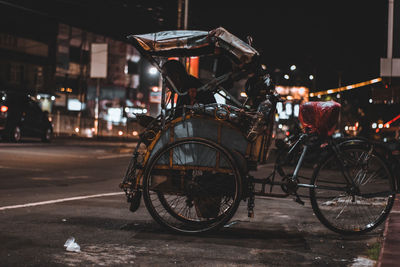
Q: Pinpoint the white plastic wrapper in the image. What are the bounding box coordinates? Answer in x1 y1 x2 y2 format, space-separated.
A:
64 237 81 252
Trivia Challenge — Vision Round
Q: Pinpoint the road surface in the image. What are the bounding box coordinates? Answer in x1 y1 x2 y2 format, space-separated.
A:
0 139 381 266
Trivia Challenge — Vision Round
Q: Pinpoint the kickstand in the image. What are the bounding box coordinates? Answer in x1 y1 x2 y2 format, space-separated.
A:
294 193 305 205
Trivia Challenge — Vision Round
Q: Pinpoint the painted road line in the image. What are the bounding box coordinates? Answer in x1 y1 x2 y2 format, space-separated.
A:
0 192 125 211
97 153 132 160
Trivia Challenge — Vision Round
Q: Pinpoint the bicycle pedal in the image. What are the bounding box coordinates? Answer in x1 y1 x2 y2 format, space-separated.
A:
294 196 305 206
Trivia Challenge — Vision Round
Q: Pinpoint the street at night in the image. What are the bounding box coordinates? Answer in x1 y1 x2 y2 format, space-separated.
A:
1 0 400 266
0 139 384 266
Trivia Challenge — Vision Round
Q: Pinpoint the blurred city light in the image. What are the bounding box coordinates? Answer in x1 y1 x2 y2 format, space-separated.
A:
309 77 382 97
290 65 296 71
309 75 314 80
214 90 226 104
0 105 8 112
108 108 123 123
294 104 299 117
285 103 292 115
148 67 158 75
284 74 290 80
68 99 85 111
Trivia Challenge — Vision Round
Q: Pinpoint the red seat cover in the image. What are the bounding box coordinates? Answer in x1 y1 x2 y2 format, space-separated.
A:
299 101 341 137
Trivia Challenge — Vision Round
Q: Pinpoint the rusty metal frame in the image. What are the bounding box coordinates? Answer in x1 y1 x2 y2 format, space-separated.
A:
136 113 255 187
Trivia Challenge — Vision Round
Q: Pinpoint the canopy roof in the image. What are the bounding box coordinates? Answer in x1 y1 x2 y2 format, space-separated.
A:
127 27 259 64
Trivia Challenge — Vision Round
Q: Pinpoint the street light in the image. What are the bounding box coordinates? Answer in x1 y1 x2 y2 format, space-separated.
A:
284 74 290 80
290 65 296 71
148 67 158 75
309 74 314 80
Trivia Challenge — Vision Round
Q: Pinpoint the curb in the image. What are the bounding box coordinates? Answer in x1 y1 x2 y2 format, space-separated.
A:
377 197 400 267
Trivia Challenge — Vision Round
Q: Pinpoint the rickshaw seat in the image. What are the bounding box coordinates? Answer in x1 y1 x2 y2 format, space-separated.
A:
299 101 341 137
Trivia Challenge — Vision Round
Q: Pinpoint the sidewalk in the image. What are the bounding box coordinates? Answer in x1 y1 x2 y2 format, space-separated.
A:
378 197 400 267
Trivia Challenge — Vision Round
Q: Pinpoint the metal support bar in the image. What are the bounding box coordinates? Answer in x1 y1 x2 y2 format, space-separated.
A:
253 192 289 198
292 145 308 181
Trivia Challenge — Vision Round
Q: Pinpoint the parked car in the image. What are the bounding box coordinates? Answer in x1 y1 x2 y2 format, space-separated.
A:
0 91 53 142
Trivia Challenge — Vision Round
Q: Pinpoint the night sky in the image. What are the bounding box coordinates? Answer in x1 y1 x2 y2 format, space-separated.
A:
1 0 389 91
189 1 388 91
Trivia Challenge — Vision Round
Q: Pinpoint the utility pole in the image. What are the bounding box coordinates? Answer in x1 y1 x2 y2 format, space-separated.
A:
388 0 394 59
177 0 183 29
184 0 189 30
388 0 394 88
90 43 108 137
177 0 189 30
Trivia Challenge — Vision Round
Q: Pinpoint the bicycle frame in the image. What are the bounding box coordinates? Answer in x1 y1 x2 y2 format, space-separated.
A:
249 133 372 204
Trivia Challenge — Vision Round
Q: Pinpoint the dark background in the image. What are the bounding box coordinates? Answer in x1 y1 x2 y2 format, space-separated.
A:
0 0 388 91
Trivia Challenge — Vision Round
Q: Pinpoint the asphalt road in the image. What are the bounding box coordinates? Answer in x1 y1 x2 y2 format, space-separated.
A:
0 138 383 266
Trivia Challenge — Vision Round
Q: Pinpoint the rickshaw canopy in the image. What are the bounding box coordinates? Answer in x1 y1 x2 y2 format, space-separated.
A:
127 27 259 64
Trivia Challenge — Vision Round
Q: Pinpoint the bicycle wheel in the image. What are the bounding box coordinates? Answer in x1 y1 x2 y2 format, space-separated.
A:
142 138 242 234
310 144 396 235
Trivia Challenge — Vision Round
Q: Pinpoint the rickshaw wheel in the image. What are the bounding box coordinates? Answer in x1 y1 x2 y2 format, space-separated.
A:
142 138 242 234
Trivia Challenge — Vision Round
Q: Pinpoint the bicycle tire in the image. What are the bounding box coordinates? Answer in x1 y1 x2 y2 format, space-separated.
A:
142 138 242 234
310 144 396 235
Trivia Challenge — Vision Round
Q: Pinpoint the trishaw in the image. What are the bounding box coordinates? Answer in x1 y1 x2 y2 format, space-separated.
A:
120 27 397 235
